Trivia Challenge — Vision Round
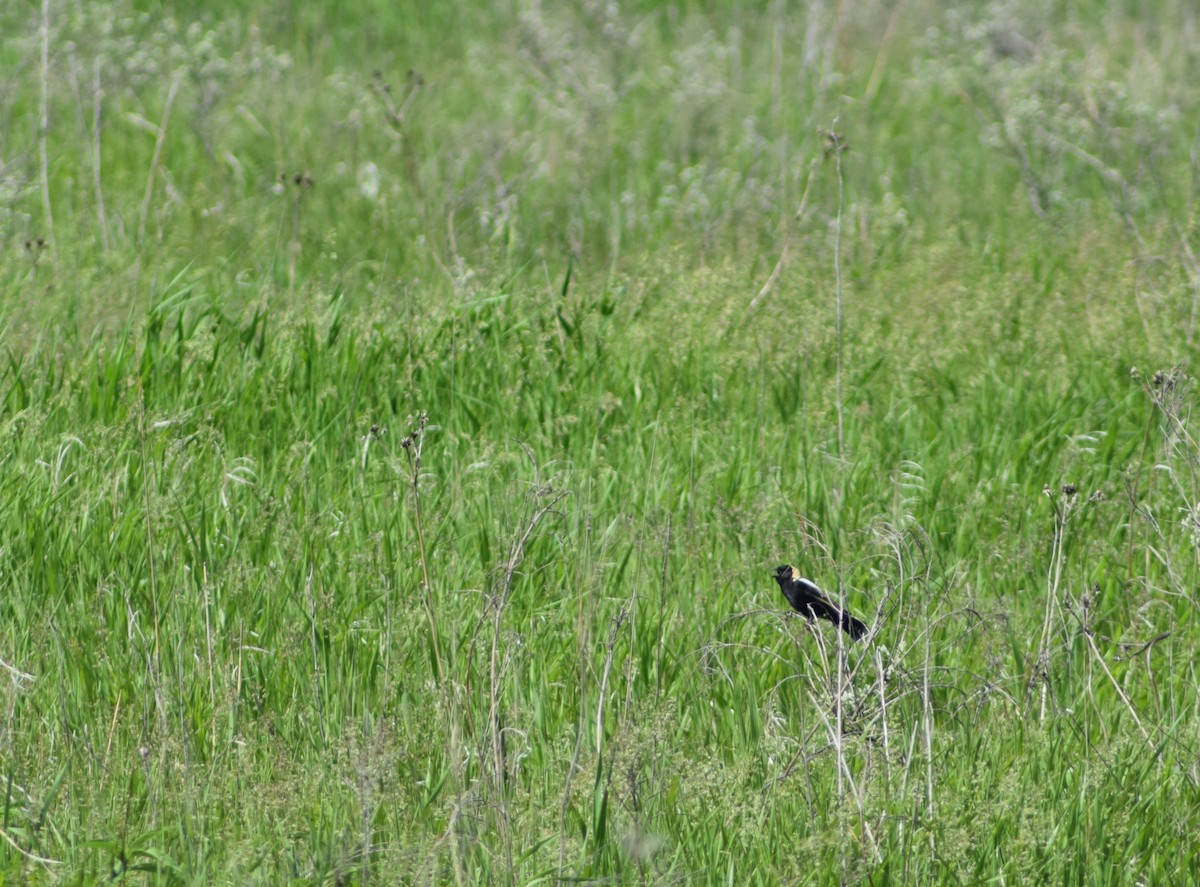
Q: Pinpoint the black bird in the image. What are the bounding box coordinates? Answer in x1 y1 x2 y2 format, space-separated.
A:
773 565 868 641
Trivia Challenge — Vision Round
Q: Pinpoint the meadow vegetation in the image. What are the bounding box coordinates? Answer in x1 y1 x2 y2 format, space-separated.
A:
2 0 1199 882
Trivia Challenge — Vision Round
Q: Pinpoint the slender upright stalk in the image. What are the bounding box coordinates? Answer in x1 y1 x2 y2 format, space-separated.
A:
92 57 111 253
137 75 182 249
39 0 56 271
402 416 447 687
832 132 846 464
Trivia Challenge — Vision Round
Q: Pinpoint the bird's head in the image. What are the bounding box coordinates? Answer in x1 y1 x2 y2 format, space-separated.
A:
773 564 796 583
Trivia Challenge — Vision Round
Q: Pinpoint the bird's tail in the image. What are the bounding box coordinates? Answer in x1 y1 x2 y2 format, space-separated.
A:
841 612 868 640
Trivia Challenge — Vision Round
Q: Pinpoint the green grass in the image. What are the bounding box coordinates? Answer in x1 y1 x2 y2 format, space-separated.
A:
2 0 1200 883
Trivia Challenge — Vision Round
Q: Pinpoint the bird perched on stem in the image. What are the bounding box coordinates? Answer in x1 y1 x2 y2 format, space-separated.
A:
773 565 867 641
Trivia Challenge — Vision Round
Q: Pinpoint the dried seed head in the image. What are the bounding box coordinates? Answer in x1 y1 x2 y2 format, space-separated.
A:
823 129 849 156
1062 484 1078 498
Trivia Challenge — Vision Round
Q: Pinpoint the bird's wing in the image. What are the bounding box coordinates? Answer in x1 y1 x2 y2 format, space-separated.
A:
803 596 842 624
